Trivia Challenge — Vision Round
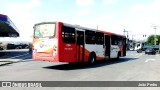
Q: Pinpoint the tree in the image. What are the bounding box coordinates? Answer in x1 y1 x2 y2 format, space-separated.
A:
145 35 160 45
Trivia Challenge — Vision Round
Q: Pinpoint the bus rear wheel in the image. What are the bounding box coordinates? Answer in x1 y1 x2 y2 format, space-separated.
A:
117 52 120 60
88 53 96 64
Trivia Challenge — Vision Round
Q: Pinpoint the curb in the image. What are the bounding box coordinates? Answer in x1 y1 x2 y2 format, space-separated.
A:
0 59 20 66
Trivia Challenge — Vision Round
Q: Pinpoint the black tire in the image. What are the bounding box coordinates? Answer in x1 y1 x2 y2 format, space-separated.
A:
117 52 120 59
137 49 142 53
153 52 156 55
16 47 20 49
88 53 96 64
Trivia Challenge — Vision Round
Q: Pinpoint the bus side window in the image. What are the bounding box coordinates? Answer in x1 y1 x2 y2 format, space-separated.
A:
111 35 118 45
117 37 123 45
62 26 75 43
96 32 104 45
85 30 95 44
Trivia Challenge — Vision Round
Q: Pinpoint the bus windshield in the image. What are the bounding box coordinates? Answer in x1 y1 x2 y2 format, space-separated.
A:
34 23 55 38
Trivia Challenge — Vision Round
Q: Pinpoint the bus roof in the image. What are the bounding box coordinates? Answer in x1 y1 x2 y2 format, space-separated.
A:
34 21 97 31
0 14 19 37
34 21 126 38
97 30 126 38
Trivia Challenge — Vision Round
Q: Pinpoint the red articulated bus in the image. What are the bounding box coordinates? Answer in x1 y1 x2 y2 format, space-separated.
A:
32 22 126 63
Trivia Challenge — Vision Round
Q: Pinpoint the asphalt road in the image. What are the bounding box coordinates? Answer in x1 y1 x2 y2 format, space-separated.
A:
0 50 160 90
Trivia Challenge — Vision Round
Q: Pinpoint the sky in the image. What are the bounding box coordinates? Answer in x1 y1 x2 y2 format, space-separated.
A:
1 0 160 41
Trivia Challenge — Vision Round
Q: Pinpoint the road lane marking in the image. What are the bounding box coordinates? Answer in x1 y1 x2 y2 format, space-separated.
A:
145 59 155 62
134 54 143 58
127 53 143 56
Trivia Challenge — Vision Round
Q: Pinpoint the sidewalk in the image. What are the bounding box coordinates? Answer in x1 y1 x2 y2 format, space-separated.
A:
0 58 20 66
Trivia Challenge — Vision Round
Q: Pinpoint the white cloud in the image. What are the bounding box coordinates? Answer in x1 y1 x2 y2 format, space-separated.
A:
30 0 41 7
76 0 94 7
76 9 90 16
147 0 160 12
130 4 145 14
102 0 117 5
6 0 41 11
130 0 160 14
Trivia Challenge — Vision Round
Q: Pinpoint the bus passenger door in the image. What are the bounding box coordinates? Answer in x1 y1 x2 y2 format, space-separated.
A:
77 31 85 62
105 35 110 59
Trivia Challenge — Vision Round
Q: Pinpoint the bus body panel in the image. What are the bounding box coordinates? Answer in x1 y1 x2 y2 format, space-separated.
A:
59 43 77 62
32 38 59 62
118 45 126 57
84 44 96 62
95 45 105 60
110 45 119 58
85 44 105 60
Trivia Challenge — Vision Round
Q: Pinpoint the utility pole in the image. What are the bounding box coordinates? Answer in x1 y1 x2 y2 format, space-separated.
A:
123 29 129 50
132 35 135 50
123 29 129 38
151 25 157 45
123 29 126 35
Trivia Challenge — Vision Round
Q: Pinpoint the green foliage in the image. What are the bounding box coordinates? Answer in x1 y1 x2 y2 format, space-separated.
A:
145 35 160 45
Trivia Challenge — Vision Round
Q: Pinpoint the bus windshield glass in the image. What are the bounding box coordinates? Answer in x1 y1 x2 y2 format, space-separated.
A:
34 23 55 38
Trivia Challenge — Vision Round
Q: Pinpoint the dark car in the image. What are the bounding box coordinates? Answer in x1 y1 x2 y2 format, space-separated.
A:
145 48 156 55
7 42 30 49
